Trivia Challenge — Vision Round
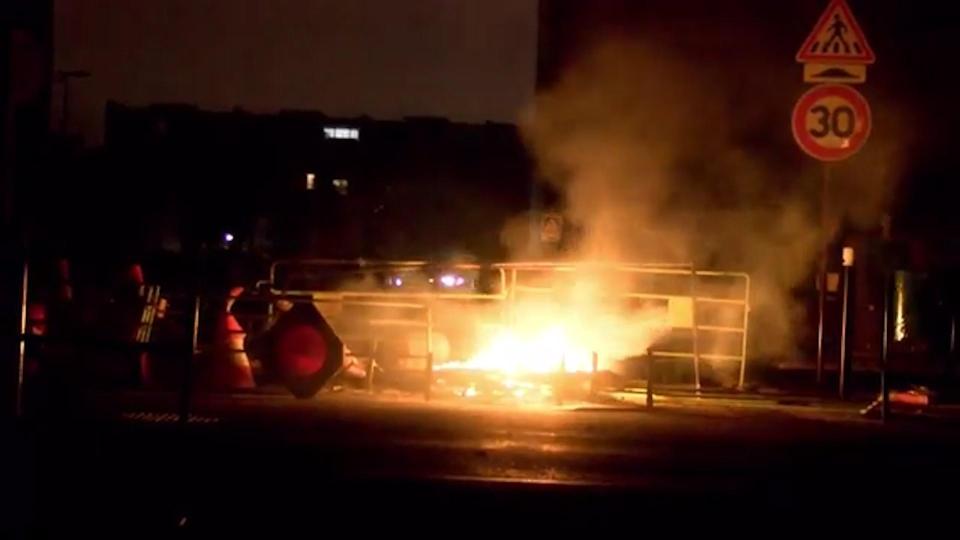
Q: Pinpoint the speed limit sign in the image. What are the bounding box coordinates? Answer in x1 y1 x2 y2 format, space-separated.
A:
791 83 871 162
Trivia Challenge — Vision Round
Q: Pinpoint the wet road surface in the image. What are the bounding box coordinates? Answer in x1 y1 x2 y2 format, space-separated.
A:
9 391 960 534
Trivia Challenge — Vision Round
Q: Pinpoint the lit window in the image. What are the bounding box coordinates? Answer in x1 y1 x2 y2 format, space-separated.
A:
305 173 315 190
324 126 359 140
332 178 348 195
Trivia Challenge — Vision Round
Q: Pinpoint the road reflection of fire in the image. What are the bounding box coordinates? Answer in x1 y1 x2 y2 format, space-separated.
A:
434 370 557 404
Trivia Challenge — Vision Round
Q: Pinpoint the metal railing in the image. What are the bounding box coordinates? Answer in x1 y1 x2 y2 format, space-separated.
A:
13 258 752 418
494 262 751 390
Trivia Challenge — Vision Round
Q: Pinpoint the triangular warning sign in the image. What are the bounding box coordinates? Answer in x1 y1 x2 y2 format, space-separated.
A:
796 0 875 64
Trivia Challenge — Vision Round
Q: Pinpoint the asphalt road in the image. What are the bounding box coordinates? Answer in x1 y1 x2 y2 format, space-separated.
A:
8 391 960 535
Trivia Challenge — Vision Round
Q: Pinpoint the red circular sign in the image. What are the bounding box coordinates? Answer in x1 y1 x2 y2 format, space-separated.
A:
792 84 871 162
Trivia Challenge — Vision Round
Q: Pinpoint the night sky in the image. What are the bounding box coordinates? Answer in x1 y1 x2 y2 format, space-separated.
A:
53 0 538 145
55 0 960 148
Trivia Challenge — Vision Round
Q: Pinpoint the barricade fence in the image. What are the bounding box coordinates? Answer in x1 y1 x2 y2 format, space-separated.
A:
14 259 751 417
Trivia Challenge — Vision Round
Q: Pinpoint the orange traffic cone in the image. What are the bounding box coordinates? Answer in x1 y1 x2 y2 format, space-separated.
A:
211 287 255 390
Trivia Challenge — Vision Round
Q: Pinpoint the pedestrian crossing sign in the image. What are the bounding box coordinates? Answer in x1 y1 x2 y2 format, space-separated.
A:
796 0 875 65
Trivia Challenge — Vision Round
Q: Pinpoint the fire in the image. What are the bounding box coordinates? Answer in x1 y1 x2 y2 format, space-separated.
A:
443 323 594 375
438 305 669 377
434 270 671 403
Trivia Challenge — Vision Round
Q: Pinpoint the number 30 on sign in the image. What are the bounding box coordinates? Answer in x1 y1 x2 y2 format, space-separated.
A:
792 84 871 162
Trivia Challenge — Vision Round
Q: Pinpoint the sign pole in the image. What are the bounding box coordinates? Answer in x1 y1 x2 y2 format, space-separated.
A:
795 0 874 392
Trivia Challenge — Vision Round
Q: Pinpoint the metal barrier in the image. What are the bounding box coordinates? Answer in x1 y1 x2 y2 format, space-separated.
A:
493 262 751 390
13 258 751 418
267 259 751 390
266 259 508 399
14 260 201 420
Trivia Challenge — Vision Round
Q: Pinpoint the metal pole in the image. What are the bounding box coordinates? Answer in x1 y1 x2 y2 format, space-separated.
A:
424 353 433 402
555 355 565 406
880 270 890 422
839 264 851 399
948 315 956 380
15 260 28 418
816 164 831 385
509 269 518 325
367 340 378 393
590 350 598 398
738 275 751 390
689 265 701 392
646 349 654 409
424 306 433 402
191 294 200 353
179 294 200 425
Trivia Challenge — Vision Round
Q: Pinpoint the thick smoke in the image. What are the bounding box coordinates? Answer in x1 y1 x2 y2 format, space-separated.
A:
517 39 903 361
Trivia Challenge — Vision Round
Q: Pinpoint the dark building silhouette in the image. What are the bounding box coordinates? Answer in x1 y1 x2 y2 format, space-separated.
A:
2 0 53 231
95 103 533 261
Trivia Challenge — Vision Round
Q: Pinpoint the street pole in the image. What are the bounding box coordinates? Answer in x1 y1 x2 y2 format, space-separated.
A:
816 164 830 386
839 247 854 399
15 261 28 418
880 270 890 421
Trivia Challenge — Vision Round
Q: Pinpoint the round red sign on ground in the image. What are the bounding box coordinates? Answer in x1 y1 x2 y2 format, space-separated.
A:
792 84 871 162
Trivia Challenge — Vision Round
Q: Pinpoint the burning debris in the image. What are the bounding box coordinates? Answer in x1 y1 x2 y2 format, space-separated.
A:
432 268 674 402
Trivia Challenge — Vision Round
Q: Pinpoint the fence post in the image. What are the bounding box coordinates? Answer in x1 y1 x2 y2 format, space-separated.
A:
880 270 890 422
590 350 598 398
738 275 751 390
179 294 200 425
555 355 565 406
689 265 701 392
424 352 433 402
424 306 433 402
367 340 377 393
646 348 655 409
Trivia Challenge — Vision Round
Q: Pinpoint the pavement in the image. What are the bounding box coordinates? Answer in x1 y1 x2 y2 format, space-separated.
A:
8 387 960 535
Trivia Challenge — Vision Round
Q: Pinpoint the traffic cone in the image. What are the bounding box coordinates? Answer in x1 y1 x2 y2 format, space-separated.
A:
211 287 255 390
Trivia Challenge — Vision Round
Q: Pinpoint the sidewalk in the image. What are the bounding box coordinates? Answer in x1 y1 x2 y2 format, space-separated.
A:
603 384 960 425
605 387 866 420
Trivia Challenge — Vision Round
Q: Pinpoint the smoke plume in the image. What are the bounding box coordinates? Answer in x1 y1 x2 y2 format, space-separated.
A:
517 39 904 362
